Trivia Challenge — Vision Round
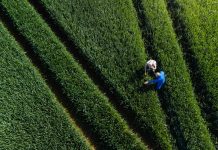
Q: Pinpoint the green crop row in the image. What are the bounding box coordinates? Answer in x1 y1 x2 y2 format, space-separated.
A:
0 0 147 149
0 22 90 149
167 0 218 144
137 0 215 149
37 0 173 149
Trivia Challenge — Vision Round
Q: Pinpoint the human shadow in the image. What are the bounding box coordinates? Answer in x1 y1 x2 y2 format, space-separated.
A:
130 67 157 94
138 83 156 94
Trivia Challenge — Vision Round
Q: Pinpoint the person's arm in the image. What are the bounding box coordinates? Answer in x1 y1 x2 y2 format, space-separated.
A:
147 78 160 84
144 78 160 85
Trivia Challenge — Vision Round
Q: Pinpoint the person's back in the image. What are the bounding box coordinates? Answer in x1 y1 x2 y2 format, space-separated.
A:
144 71 166 90
155 71 165 90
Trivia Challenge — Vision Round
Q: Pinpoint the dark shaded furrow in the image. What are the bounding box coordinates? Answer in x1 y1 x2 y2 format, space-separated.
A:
28 0 154 148
0 6 95 149
132 0 155 58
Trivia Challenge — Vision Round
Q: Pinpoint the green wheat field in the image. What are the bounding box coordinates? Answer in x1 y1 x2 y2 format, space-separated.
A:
0 0 217 149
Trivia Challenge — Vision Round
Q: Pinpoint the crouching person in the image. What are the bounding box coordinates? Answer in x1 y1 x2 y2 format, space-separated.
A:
144 71 166 90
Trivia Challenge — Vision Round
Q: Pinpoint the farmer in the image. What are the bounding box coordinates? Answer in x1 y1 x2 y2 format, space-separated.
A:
144 71 166 90
144 59 157 76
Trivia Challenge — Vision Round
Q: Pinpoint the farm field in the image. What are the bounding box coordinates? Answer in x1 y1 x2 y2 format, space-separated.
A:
0 0 217 149
167 0 218 146
0 21 90 149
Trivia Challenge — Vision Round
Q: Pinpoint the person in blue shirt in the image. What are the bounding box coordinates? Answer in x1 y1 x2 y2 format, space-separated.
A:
144 71 166 90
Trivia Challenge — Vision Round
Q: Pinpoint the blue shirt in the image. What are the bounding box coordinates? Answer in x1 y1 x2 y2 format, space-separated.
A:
148 71 165 90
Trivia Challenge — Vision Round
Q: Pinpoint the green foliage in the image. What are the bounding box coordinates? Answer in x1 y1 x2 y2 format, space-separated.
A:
0 22 90 150
168 0 218 146
136 0 215 149
0 0 147 149
38 0 173 149
1 0 216 148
